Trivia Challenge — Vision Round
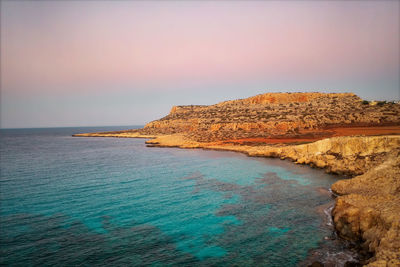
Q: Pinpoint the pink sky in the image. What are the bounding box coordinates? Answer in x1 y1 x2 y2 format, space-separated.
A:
1 1 399 128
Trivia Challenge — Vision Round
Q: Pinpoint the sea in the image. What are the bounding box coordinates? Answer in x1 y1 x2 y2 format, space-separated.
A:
0 126 357 266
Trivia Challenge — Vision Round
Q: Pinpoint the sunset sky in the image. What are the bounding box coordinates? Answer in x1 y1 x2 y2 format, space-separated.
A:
1 1 399 128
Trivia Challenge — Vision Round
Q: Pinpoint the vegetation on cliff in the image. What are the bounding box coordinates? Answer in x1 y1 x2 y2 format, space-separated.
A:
141 92 400 142
74 92 400 266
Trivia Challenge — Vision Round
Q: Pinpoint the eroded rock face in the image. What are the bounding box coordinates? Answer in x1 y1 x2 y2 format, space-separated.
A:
331 150 400 267
141 92 400 142
250 136 400 267
73 92 400 266
248 136 400 176
144 135 400 266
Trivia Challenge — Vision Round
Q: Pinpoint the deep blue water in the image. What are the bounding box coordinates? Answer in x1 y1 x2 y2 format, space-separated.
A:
0 127 344 266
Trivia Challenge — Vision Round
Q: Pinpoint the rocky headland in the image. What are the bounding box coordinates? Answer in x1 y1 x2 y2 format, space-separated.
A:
74 92 400 266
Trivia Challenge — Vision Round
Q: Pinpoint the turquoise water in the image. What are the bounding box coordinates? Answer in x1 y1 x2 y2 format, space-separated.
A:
1 127 341 266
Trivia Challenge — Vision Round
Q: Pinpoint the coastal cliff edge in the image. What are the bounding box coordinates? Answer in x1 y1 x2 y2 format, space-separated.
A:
73 92 400 266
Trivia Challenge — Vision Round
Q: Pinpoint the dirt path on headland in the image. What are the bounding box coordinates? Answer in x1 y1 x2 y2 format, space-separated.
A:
330 126 400 136
217 126 400 146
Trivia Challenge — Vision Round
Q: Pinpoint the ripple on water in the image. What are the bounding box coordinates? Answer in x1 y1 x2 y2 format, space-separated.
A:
1 127 349 266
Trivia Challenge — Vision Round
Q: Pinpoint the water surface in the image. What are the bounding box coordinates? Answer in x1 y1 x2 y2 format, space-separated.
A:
1 127 344 266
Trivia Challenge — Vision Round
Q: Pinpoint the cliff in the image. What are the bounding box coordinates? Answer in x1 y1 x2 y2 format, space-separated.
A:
73 92 400 266
141 92 400 142
144 135 400 266
331 150 400 267
251 137 400 266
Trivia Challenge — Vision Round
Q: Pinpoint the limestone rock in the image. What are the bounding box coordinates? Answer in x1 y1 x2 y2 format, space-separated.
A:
332 149 400 266
73 91 400 266
139 92 400 142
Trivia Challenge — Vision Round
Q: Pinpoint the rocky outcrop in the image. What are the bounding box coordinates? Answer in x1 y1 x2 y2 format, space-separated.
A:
145 134 400 266
144 135 399 178
251 136 400 266
73 92 400 266
247 136 400 176
331 149 400 267
220 92 356 105
141 92 400 142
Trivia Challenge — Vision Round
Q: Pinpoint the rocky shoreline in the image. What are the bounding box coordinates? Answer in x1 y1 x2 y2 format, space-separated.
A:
74 132 400 266
148 135 400 267
73 93 400 266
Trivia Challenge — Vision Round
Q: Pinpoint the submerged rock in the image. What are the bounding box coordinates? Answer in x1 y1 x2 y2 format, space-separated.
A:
309 261 324 267
73 92 400 266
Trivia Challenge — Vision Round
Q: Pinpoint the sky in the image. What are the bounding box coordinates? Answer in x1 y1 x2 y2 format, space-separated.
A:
1 1 399 128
